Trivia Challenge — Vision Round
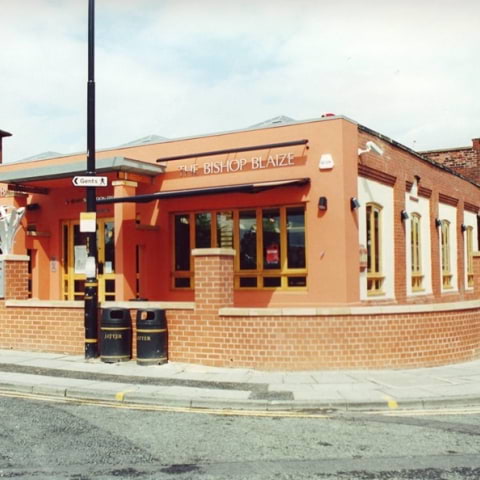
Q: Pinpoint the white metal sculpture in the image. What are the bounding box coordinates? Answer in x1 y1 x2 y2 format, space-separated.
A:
0 205 25 255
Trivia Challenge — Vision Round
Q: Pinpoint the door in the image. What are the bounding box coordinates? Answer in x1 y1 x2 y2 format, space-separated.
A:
62 219 116 301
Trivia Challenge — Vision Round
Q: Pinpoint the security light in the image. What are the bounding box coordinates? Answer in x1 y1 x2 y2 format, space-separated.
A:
350 197 361 210
318 196 328 211
358 141 384 156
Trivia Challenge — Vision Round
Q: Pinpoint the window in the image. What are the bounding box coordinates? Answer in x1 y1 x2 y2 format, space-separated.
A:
173 210 234 288
366 203 384 295
440 220 452 289
466 226 474 288
410 213 423 291
172 206 306 289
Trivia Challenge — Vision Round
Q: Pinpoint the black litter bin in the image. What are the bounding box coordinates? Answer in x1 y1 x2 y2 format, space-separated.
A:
100 307 132 363
136 308 167 366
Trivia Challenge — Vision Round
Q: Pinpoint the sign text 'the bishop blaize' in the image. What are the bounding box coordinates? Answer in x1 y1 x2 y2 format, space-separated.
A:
178 152 295 176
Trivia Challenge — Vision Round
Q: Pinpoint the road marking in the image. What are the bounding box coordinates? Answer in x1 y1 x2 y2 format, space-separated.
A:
383 395 399 409
115 389 136 402
1 389 480 418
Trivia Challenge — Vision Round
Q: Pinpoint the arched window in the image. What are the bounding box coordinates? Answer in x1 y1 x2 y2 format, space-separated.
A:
410 213 423 291
366 203 384 295
466 226 474 288
440 220 452 289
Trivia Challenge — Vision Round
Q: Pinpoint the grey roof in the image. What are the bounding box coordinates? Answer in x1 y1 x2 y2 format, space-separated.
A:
248 116 296 128
118 134 169 147
9 114 352 165
0 156 165 184
18 151 63 162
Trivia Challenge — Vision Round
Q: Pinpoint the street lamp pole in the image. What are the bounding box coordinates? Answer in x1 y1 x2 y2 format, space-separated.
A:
84 0 99 359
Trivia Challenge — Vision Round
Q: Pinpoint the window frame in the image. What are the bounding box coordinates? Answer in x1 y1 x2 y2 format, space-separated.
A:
466 225 474 289
410 213 424 291
366 202 384 296
172 205 307 290
440 219 453 290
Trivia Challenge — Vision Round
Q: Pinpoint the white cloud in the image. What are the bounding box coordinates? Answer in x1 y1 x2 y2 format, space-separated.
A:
0 0 479 162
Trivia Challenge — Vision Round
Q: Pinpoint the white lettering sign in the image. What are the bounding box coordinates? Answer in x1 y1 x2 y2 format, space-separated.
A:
178 152 296 176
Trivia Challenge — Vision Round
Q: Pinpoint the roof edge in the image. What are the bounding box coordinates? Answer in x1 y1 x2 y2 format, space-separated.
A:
358 124 480 189
10 115 358 165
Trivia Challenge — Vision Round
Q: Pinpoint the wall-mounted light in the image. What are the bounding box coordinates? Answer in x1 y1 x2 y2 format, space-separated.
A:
318 196 328 211
435 218 442 228
400 210 409 221
461 224 467 232
358 140 384 156
351 197 361 210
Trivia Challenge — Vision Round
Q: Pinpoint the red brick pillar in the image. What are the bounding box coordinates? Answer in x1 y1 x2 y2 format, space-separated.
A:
473 252 480 297
192 248 235 312
1 254 29 300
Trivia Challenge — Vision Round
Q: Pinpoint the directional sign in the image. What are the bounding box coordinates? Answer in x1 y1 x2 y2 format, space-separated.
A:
72 176 108 187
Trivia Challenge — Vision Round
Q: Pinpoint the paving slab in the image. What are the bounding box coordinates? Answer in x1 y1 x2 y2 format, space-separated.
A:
367 373 453 388
309 372 360 384
1 349 480 411
281 373 318 384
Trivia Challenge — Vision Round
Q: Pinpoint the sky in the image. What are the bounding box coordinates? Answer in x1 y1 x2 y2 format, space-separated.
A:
1 0 479 163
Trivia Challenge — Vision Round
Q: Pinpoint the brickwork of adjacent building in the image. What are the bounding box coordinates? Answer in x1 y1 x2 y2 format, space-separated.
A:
358 128 480 306
421 138 480 183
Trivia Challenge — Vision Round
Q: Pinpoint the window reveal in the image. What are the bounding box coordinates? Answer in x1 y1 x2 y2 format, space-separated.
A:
410 213 423 291
466 226 474 288
174 214 191 288
366 203 384 295
440 220 452 289
173 206 306 289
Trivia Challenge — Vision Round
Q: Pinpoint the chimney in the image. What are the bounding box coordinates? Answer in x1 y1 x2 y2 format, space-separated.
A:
0 129 12 164
473 138 480 151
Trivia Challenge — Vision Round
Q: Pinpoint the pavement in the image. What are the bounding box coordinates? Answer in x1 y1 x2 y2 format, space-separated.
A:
1 349 480 412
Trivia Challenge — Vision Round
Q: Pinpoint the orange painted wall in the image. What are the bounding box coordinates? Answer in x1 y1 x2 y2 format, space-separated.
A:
3 116 480 307
4 117 362 306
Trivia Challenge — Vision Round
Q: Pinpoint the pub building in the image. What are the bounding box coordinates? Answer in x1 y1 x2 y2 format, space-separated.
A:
1 114 480 370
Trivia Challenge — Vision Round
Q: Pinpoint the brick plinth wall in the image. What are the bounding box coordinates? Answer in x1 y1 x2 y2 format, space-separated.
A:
1 249 480 369
167 307 480 370
0 303 84 354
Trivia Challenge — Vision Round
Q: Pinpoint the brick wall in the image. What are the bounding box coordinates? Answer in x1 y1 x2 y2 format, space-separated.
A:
167 308 480 370
0 303 84 354
1 207 480 370
421 138 480 183
358 130 480 306
164 252 480 370
4 257 29 300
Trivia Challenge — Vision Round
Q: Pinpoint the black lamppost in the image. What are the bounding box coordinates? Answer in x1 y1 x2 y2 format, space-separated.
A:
84 0 99 359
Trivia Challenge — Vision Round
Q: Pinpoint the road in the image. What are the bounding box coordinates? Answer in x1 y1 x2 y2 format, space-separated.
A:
1 393 480 479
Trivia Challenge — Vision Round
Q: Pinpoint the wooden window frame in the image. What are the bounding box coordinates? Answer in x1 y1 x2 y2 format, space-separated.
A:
410 213 424 291
440 220 453 290
172 205 307 290
366 203 384 296
466 225 474 288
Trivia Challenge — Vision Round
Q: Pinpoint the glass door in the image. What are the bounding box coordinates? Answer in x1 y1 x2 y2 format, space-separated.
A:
62 218 115 301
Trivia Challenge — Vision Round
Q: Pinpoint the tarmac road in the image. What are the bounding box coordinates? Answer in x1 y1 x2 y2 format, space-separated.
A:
1 393 480 480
